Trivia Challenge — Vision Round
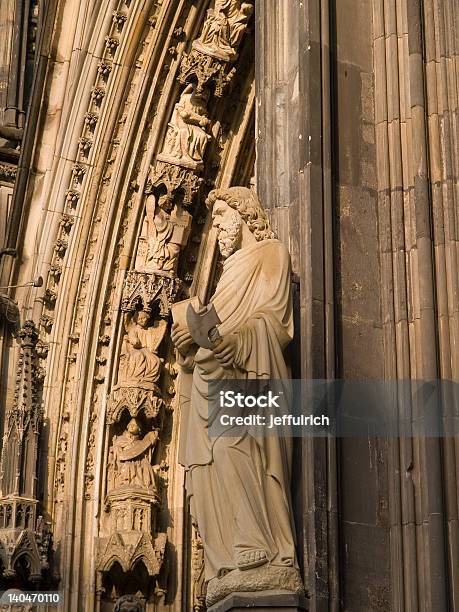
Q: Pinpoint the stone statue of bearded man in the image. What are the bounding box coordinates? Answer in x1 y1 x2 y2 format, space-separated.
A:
172 187 303 607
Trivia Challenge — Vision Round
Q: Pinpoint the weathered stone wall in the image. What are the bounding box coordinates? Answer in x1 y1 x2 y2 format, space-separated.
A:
257 0 459 611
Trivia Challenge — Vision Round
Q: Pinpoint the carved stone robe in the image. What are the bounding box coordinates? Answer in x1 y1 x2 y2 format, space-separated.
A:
179 239 297 581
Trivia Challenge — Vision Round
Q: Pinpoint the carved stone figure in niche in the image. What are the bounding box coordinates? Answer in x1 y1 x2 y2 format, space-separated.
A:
143 193 192 275
108 418 158 492
116 310 167 390
194 0 253 61
171 187 303 605
159 85 211 171
114 594 144 612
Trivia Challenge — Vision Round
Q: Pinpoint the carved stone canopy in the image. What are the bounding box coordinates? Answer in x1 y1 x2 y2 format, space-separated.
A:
107 387 164 425
97 530 167 583
178 48 235 97
146 161 203 208
121 271 181 316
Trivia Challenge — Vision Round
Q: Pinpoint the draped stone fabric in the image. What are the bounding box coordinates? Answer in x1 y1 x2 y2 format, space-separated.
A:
179 238 297 581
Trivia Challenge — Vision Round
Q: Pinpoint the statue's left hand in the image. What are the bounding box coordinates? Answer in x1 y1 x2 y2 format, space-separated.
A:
212 334 237 368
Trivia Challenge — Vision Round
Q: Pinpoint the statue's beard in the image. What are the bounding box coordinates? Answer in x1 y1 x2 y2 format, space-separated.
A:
217 213 242 258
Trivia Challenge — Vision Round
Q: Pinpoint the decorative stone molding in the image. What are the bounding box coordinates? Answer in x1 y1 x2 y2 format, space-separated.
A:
84 111 99 130
54 238 68 257
78 137 93 157
39 314 53 332
12 0 257 605
35 340 49 359
43 288 57 308
0 506 51 583
113 11 127 30
59 214 74 233
99 334 111 346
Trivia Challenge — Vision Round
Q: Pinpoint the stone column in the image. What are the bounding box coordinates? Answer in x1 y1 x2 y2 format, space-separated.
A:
256 1 338 610
373 0 458 609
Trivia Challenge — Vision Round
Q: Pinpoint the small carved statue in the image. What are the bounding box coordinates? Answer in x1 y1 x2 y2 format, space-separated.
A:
159 85 211 170
107 418 158 492
143 194 192 274
116 310 167 390
114 594 145 612
172 187 304 606
194 0 253 61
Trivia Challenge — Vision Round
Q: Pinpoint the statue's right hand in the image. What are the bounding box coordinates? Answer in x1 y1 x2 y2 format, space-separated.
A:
171 322 194 356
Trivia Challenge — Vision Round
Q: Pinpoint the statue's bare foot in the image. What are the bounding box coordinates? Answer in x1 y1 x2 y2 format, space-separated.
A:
236 549 268 570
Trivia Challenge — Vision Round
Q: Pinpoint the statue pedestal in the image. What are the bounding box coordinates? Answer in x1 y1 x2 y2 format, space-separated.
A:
208 591 308 612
